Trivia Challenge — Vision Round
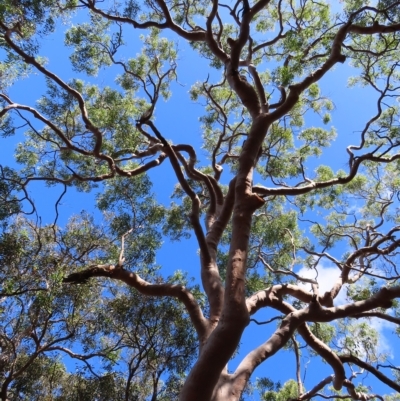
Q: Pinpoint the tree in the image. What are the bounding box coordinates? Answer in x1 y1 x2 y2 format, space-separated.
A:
0 186 197 400
2 0 400 400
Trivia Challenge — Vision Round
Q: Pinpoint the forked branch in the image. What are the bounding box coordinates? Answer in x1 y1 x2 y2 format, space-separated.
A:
142 120 211 264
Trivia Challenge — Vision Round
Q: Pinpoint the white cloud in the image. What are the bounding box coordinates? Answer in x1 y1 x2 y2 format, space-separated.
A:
296 262 347 305
296 263 396 356
367 315 396 357
336 315 395 358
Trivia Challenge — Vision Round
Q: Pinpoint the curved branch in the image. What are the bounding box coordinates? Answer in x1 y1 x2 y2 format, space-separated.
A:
206 177 236 252
63 264 208 341
343 379 384 401
232 307 311 395
297 322 345 390
174 144 224 206
253 151 400 197
340 354 400 393
206 0 229 62
304 285 400 323
253 0 285 53
349 22 400 35
174 150 217 218
350 311 400 325
82 0 207 41
272 299 346 390
268 86 287 110
245 285 400 394
248 63 268 112
298 375 334 400
246 284 314 316
0 96 92 157
268 20 350 122
143 121 211 263
19 153 167 188
258 256 318 285
1 23 104 156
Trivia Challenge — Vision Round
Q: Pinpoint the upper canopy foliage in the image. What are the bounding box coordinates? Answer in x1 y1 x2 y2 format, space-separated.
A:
2 0 400 400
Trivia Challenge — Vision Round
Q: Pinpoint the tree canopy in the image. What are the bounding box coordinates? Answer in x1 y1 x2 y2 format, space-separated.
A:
2 0 400 400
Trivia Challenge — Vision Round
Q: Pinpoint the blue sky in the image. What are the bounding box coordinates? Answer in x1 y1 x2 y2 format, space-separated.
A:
2 7 400 399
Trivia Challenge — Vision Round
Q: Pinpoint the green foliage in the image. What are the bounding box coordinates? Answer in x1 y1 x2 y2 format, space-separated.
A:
338 320 380 361
0 0 57 37
249 199 300 271
0 212 195 400
97 174 164 266
65 14 114 76
0 168 21 220
309 322 336 345
261 379 298 401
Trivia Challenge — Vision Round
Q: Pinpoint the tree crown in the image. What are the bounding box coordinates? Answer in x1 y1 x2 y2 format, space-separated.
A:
2 0 400 400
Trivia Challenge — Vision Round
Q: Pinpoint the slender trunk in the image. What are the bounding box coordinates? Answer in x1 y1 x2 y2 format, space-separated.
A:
0 381 9 401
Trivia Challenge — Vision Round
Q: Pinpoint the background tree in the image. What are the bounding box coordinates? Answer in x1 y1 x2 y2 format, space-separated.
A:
2 0 400 400
0 209 197 400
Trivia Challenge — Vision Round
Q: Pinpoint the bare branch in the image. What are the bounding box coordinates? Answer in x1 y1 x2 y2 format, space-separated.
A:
343 379 384 401
253 151 400 198
340 354 400 393
292 336 304 396
298 375 334 400
258 256 318 285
